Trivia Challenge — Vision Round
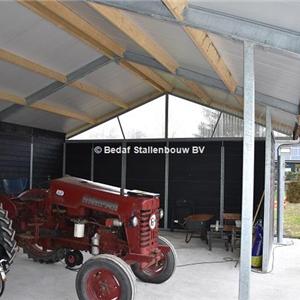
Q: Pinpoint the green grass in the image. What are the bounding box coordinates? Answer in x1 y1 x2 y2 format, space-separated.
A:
284 202 300 238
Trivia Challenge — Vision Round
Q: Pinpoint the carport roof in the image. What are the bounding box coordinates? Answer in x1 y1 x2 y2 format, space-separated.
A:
0 1 299 138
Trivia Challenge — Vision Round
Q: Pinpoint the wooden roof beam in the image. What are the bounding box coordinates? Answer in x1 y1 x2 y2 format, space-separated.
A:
163 0 238 95
89 2 179 74
0 48 127 108
88 2 213 104
0 48 67 82
19 0 171 93
0 90 95 124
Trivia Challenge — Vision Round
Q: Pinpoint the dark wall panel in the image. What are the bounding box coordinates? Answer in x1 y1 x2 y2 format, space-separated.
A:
169 141 221 226
253 141 266 215
94 143 122 186
223 141 265 214
126 142 166 207
0 122 64 193
66 143 91 180
0 133 30 180
224 142 243 212
33 129 64 188
66 139 266 228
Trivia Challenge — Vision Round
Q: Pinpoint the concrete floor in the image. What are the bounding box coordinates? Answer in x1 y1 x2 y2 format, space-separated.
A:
2 231 300 300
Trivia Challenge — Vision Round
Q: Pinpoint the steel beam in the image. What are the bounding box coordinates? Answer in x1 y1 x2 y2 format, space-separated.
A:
0 56 111 120
91 0 174 19
93 0 300 58
277 149 286 244
91 143 95 181
62 142 66 176
121 141 127 196
164 94 169 229
239 41 255 300
29 134 34 189
262 106 273 272
219 144 225 227
123 50 298 116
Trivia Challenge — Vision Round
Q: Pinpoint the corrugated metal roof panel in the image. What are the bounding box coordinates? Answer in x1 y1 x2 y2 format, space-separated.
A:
3 106 84 133
209 33 300 105
81 62 155 102
0 1 298 136
126 10 218 78
39 86 116 119
190 1 300 33
0 1 100 74
63 1 148 57
0 60 52 96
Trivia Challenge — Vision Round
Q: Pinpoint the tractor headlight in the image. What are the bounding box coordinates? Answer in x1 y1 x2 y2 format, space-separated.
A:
159 209 164 219
131 216 139 227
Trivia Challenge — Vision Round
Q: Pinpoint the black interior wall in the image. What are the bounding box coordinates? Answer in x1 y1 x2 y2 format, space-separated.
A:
66 139 265 227
224 141 265 215
94 143 122 186
126 142 166 211
0 122 64 192
33 129 64 188
0 122 31 184
169 141 221 226
66 143 91 180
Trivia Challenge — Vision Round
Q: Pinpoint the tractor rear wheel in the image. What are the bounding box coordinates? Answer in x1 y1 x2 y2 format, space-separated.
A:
76 254 136 300
131 236 177 284
23 243 66 264
0 205 17 271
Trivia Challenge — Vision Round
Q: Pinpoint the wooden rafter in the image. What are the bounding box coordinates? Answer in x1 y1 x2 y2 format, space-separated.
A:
0 48 127 108
19 0 123 59
163 0 238 95
162 0 188 21
0 48 66 82
89 2 179 74
70 81 128 109
31 102 95 124
88 2 213 104
0 90 95 124
19 0 171 93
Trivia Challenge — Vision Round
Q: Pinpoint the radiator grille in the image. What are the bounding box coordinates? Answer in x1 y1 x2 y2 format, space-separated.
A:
139 209 158 248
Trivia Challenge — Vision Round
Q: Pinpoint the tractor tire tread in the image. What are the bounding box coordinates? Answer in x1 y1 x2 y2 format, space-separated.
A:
0 206 17 268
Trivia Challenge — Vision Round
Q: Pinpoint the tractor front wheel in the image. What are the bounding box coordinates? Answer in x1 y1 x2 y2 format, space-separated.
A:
76 254 136 300
131 236 177 284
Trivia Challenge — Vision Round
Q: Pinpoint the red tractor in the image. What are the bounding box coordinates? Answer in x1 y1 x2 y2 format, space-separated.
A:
0 176 176 300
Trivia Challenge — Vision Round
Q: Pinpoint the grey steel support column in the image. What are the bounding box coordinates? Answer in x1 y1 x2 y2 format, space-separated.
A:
62 143 66 176
91 143 94 181
220 145 225 227
262 106 272 272
121 141 127 196
164 94 170 229
239 41 255 300
29 134 34 189
277 151 285 243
